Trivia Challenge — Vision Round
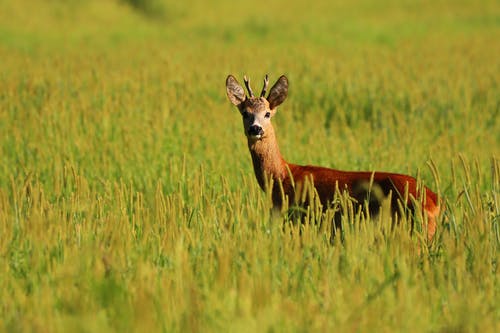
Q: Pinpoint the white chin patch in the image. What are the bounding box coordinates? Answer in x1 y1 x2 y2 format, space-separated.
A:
249 134 262 140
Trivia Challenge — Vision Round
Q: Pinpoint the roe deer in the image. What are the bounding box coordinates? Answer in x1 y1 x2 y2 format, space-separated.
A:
226 74 441 241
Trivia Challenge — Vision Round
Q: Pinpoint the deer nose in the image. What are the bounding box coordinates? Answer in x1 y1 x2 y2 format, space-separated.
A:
248 125 264 136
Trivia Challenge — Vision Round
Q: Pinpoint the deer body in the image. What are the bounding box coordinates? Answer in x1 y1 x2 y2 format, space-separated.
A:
227 74 440 240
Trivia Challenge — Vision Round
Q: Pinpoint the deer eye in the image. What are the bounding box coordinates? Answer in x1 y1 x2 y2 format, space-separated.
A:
242 111 251 119
264 112 271 118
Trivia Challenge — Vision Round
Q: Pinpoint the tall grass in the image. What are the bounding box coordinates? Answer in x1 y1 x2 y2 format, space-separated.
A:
0 0 499 332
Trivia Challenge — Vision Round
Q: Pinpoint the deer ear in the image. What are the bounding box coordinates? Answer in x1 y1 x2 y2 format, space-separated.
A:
226 75 246 106
267 75 288 109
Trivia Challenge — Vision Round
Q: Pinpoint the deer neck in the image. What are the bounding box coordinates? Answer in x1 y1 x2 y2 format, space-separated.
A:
247 125 288 191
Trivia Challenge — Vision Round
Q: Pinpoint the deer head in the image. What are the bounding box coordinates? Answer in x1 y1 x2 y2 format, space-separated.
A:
226 74 288 141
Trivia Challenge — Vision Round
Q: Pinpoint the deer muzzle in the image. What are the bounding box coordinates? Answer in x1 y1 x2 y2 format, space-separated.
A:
248 124 264 138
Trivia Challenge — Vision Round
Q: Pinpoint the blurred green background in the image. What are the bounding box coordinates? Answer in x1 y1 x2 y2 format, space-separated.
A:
0 1 499 332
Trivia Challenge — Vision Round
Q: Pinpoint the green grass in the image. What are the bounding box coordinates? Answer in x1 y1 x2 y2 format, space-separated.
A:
0 0 499 332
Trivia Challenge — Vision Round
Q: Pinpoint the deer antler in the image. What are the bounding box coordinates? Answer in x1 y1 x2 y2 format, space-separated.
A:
260 74 269 97
243 75 255 98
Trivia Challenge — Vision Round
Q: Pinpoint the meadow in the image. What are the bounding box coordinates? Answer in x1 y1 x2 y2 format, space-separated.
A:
0 0 499 332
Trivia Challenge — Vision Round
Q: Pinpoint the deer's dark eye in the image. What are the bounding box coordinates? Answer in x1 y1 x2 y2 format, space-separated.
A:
242 111 251 119
264 112 271 118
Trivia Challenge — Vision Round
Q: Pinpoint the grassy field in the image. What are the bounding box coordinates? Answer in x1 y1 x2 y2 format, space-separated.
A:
0 0 499 332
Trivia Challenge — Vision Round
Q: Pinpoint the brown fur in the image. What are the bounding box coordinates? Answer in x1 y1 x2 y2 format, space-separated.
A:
227 74 440 241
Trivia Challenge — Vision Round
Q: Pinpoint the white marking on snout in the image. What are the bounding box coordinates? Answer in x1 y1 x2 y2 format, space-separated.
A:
251 119 262 128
